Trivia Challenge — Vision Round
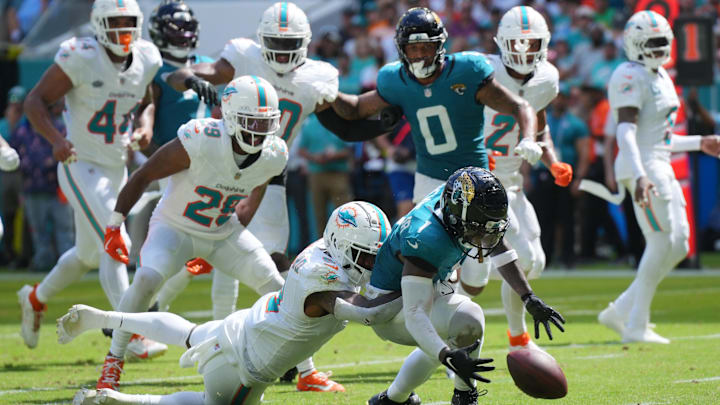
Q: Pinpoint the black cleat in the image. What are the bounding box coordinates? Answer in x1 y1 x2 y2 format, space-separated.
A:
451 388 486 405
148 301 159 312
101 328 113 338
367 390 421 405
278 366 298 383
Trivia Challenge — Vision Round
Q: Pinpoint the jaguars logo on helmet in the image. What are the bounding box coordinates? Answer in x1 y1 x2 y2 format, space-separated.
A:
441 167 509 257
395 7 448 79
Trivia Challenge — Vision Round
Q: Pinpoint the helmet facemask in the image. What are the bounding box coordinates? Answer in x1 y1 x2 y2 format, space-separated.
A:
224 110 280 154
496 35 549 75
258 34 309 74
397 33 446 79
458 218 509 258
637 35 672 70
93 15 141 57
339 243 379 286
162 19 198 58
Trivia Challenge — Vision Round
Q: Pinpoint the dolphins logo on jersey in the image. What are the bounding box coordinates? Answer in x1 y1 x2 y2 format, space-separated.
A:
321 270 339 284
222 85 239 103
336 207 359 228
451 172 475 207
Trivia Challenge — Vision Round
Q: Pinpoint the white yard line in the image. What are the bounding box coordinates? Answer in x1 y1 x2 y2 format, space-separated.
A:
674 376 720 384
574 353 625 360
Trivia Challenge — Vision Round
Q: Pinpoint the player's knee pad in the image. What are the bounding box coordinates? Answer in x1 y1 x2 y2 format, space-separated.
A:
447 300 485 349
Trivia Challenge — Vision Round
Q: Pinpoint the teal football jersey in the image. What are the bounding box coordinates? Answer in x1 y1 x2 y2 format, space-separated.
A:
370 185 467 291
376 52 494 181
153 55 214 146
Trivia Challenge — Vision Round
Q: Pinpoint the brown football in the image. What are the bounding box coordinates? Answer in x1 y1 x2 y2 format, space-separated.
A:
506 349 568 399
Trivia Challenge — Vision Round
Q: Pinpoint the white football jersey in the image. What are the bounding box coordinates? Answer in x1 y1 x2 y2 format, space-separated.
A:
220 38 338 146
153 118 288 240
54 37 161 168
608 62 680 180
222 239 355 382
483 54 559 189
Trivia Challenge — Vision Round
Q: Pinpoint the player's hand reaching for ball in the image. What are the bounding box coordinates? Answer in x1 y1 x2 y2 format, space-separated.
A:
439 340 495 387
522 293 566 340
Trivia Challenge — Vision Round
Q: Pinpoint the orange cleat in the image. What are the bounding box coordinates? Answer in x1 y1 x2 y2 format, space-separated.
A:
96 353 124 390
297 370 345 392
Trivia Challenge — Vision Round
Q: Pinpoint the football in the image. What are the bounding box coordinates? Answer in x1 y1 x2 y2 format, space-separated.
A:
506 349 568 399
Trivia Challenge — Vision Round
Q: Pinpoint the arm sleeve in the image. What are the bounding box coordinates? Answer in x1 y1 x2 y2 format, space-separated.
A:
332 295 403 325
670 134 702 152
401 275 447 359
616 122 646 179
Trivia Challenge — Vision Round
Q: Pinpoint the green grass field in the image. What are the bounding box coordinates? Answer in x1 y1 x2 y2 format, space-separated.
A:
1 271 719 404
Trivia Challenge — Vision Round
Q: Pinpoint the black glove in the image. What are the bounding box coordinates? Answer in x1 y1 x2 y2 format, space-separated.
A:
380 105 403 132
439 340 495 387
185 76 219 106
522 293 566 340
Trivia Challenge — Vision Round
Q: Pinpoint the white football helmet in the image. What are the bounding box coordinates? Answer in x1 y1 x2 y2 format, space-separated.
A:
257 2 312 74
324 201 391 287
495 6 551 75
90 0 143 57
623 10 674 71
221 75 281 154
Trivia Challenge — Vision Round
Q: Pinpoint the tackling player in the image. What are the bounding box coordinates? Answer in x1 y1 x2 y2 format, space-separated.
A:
318 7 544 204
94 76 287 390
17 0 162 357
366 167 565 405
596 11 720 344
458 6 573 352
59 201 402 405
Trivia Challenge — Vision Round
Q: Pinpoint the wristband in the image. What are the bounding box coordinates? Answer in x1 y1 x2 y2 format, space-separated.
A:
491 249 518 268
108 211 125 228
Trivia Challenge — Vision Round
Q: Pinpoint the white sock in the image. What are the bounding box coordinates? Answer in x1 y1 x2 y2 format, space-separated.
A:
107 311 195 347
156 268 194 312
501 280 527 337
387 348 439 402
107 390 203 405
109 268 164 358
297 358 314 376
99 254 129 309
627 232 675 331
211 271 239 320
36 248 92 303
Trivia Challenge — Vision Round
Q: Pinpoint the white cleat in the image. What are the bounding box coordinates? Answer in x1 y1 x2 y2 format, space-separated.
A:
598 303 625 337
126 334 168 360
18 284 44 349
73 388 123 405
57 304 108 344
509 339 548 354
622 327 670 344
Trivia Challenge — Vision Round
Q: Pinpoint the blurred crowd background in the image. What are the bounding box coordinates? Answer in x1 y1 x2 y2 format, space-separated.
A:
2 0 720 272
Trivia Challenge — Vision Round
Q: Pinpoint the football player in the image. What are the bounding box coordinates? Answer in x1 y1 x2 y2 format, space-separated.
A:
0 135 20 240
162 2 347 389
60 201 402 405
94 76 287 390
146 0 239 321
366 167 565 405
18 0 163 357
597 11 720 344
457 6 573 352
318 7 544 204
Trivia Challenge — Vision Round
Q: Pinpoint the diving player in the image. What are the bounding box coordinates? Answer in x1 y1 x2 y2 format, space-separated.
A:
366 167 565 405
60 201 401 405
597 11 720 344
458 6 573 352
18 0 161 356
94 76 287 390
318 7 544 204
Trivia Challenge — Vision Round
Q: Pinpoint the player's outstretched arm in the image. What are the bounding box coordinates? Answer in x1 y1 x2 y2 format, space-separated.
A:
165 59 234 105
492 240 565 340
317 103 403 142
129 85 156 151
476 78 542 164
536 109 573 187
332 90 390 120
24 64 75 163
234 180 269 227
307 290 402 325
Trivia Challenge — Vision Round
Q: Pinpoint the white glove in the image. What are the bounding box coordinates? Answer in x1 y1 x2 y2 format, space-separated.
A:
129 132 142 151
313 81 338 104
0 146 20 171
513 137 543 165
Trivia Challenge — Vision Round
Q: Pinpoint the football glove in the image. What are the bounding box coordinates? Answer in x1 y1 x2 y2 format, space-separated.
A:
185 76 219 106
514 138 543 165
440 340 495 387
522 293 566 340
488 150 502 171
0 146 19 171
104 226 129 264
550 162 573 187
380 106 403 132
186 257 213 275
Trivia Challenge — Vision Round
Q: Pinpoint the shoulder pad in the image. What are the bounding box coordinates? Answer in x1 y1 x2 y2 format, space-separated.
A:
134 39 162 68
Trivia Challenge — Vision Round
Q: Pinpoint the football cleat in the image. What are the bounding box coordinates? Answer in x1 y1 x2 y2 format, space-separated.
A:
622 327 670 344
126 334 168 360
96 353 124 390
73 388 124 405
508 331 547 353
57 304 108 344
451 387 486 405
18 284 46 349
598 302 626 336
367 390 421 405
297 370 345 392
